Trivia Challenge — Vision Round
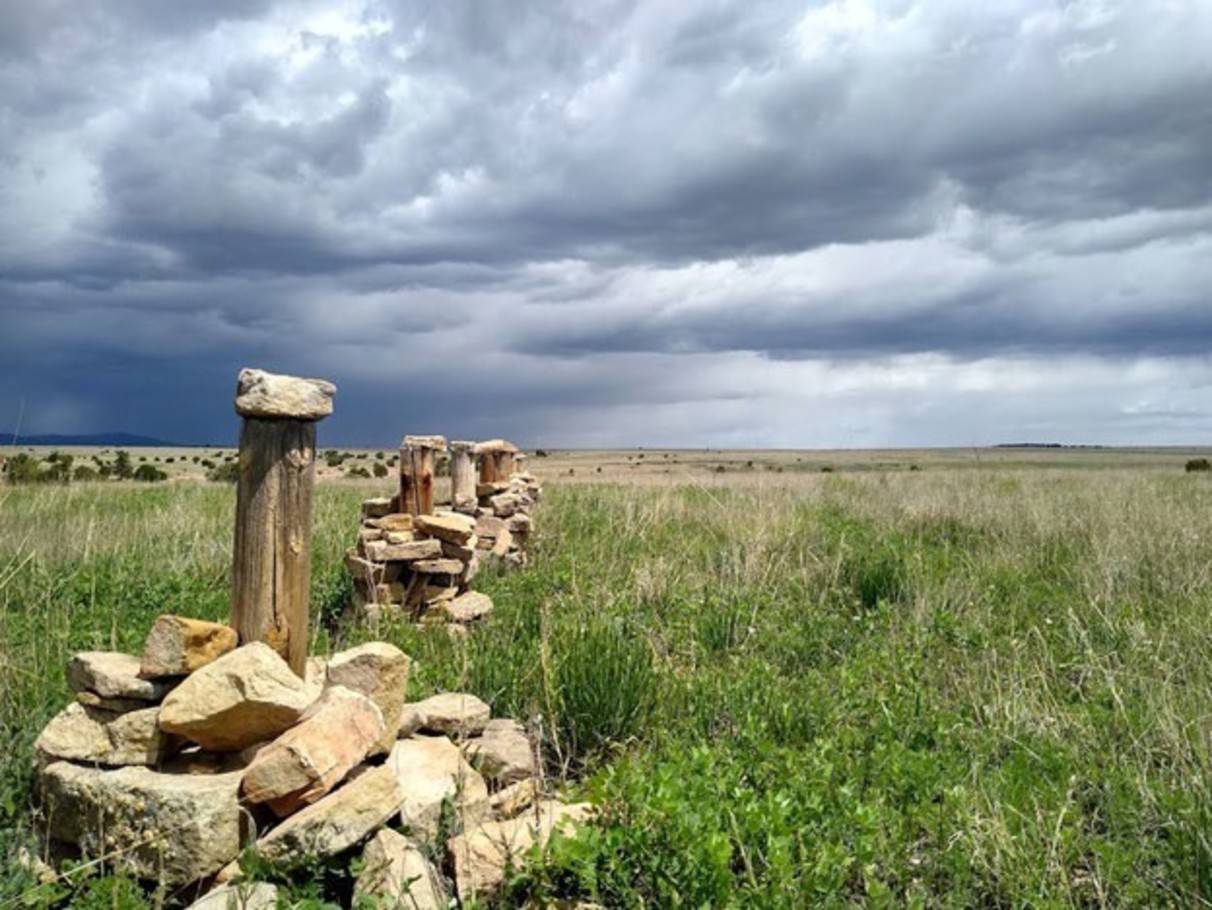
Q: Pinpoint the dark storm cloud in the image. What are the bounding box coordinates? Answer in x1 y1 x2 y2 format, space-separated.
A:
2 0 1212 445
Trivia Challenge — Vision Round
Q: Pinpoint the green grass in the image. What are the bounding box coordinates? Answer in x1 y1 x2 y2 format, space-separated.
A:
3 469 1212 906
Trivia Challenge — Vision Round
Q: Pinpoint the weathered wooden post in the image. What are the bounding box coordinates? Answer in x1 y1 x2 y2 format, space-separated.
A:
399 435 446 516
231 368 335 676
475 439 519 485
449 440 477 514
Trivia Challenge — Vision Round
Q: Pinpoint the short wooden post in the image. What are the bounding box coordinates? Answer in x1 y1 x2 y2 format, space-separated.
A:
231 368 335 676
475 439 519 486
399 435 446 516
449 440 477 513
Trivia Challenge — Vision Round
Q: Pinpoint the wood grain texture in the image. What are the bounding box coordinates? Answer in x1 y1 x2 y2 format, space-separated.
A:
449 446 476 511
399 443 436 516
230 418 316 676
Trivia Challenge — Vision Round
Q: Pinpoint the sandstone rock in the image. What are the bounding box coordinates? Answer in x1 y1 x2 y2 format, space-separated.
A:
362 497 394 519
188 882 278 910
354 828 446 910
415 513 476 545
463 718 535 785
490 493 521 517
345 549 393 586
256 764 402 863
490 778 541 818
491 528 514 557
384 530 418 544
398 704 426 738
241 687 384 817
404 434 447 450
358 526 384 544
303 655 329 704
387 735 489 839
326 642 409 755
475 514 506 537
476 482 510 498
75 691 149 713
159 643 314 751
441 537 478 560
423 584 459 603
364 538 443 563
441 591 494 623
234 368 335 420
68 652 169 702
461 552 482 585
369 512 415 532
140 615 238 678
411 557 466 575
36 703 170 766
506 513 533 534
448 800 592 901
474 439 519 455
40 762 244 884
415 692 490 736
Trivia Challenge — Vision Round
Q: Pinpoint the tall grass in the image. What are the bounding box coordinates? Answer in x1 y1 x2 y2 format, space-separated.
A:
3 468 1212 905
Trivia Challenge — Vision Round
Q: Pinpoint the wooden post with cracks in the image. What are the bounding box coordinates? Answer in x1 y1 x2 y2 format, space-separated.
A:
399 435 446 517
230 368 335 677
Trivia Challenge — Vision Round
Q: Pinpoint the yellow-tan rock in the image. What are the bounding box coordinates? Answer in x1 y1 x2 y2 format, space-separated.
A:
462 718 535 785
325 642 409 755
415 513 476 545
68 651 170 701
241 686 383 817
353 828 446 909
387 735 489 839
35 702 171 767
448 800 592 901
140 615 238 678
158 642 313 751
415 691 490 736
255 764 402 863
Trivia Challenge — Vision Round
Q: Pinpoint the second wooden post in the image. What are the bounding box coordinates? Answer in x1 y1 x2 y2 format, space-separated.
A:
230 368 335 676
399 435 446 516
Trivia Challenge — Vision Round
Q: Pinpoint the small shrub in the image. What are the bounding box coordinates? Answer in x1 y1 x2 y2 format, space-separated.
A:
325 451 345 468
820 465 834 473
132 464 167 482
372 462 388 478
73 465 100 482
536 449 549 457
346 465 371 478
1185 458 1211 473
207 461 240 483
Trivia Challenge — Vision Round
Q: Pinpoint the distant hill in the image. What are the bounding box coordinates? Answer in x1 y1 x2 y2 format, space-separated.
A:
0 431 177 447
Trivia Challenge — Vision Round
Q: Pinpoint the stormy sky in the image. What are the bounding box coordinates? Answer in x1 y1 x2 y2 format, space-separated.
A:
2 0 1211 448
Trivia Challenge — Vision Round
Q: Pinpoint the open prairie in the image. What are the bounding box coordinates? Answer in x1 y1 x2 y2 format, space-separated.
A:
4 452 1212 906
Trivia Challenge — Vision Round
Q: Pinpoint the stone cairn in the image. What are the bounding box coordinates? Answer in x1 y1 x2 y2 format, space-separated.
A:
346 436 543 626
28 370 585 908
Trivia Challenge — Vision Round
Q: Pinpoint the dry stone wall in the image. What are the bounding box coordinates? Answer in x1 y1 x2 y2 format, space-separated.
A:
345 435 542 626
34 615 587 905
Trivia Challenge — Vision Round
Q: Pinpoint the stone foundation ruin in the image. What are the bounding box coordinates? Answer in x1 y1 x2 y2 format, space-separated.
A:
24 369 585 908
345 435 543 626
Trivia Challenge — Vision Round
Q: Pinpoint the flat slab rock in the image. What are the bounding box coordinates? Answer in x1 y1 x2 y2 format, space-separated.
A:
387 735 488 840
414 691 491 736
140 614 237 678
463 718 536 785
241 686 384 817
68 651 171 702
36 702 170 767
448 800 593 901
415 513 476 545
158 642 315 751
234 367 335 420
256 764 402 863
440 590 494 623
40 762 245 885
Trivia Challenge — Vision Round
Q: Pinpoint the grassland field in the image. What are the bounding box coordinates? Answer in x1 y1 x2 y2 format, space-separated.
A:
3 447 1212 907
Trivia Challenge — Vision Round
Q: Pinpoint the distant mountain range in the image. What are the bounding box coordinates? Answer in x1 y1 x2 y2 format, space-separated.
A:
0 431 178 447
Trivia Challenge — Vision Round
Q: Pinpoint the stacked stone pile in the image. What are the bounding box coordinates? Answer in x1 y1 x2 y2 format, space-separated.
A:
34 615 589 906
345 435 543 626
